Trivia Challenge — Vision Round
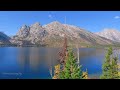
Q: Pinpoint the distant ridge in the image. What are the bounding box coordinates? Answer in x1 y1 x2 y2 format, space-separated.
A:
0 32 11 44
96 28 120 42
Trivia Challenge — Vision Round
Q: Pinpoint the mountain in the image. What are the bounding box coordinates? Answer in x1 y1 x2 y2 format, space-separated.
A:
0 32 11 44
43 21 115 47
10 22 48 46
16 25 30 38
95 28 120 42
11 21 116 47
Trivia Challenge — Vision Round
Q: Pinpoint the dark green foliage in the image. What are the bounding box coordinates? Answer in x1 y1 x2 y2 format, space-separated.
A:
59 49 82 79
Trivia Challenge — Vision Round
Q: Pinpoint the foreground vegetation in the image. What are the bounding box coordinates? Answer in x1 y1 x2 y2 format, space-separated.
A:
100 46 120 79
51 37 120 79
52 36 88 79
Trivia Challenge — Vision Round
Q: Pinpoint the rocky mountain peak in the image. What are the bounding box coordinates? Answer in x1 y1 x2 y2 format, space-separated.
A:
16 25 30 38
51 21 61 24
102 28 119 32
29 22 45 35
96 28 120 42
44 21 63 27
21 25 28 29
31 22 41 27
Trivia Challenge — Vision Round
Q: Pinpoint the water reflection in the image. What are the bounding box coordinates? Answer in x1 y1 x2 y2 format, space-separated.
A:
29 47 41 71
0 47 113 78
17 47 30 71
16 47 60 78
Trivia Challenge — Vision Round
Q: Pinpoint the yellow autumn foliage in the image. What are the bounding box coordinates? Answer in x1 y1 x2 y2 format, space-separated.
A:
52 64 60 79
82 70 88 79
118 64 120 69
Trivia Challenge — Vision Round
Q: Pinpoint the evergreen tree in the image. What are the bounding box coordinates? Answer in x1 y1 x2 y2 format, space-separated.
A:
111 56 119 79
100 46 120 79
100 46 112 79
53 35 89 79
59 49 83 79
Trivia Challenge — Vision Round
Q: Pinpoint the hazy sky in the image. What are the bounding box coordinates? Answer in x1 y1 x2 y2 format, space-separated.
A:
0 11 120 36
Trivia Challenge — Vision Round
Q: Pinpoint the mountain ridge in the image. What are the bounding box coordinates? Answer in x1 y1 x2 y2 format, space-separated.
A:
0 32 11 45
7 21 120 47
96 28 120 42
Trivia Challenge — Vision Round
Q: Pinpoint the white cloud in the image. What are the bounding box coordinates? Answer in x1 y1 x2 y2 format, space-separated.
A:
48 14 53 19
114 16 120 19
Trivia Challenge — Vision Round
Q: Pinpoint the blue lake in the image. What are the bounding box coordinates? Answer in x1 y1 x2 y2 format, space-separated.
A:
0 47 118 79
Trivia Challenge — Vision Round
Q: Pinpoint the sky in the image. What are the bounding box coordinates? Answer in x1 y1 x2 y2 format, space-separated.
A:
0 11 120 36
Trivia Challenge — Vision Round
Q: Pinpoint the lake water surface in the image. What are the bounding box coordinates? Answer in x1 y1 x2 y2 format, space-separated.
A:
0 47 119 79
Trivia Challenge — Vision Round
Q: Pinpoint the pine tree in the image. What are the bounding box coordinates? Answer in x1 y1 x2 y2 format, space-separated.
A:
100 46 120 79
53 35 88 79
59 49 83 79
100 46 113 79
101 47 112 79
111 56 119 79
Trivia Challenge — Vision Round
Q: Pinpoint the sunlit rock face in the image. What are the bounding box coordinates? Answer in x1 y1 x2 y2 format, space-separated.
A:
43 21 115 46
96 28 120 42
11 21 117 47
16 25 30 38
11 22 48 45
